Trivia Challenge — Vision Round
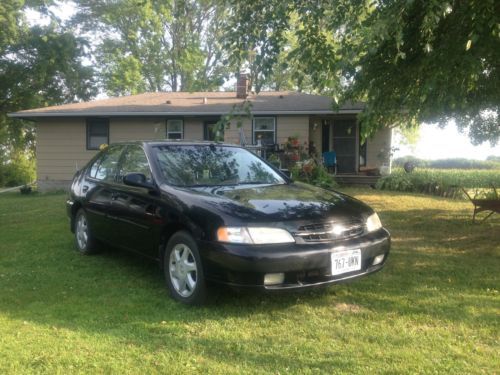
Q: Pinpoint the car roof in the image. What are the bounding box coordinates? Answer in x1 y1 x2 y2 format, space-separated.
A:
109 140 242 148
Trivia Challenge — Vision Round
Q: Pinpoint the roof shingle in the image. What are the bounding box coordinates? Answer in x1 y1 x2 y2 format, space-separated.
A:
9 91 364 118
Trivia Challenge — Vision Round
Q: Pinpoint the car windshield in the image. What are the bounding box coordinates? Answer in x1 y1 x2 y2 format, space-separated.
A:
153 145 286 187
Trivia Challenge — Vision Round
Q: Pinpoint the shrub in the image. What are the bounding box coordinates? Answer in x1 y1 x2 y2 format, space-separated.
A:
290 160 339 190
0 153 36 188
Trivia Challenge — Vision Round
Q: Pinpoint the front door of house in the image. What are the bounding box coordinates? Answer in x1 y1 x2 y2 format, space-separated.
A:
332 120 357 173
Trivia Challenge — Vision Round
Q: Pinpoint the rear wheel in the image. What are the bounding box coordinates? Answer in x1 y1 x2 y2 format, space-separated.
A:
74 209 98 255
164 231 207 305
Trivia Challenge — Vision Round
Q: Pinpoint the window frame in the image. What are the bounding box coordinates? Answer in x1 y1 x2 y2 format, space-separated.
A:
166 119 184 140
86 118 110 150
252 116 276 145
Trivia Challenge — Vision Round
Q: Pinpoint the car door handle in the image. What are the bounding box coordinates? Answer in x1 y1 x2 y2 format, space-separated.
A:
82 185 89 193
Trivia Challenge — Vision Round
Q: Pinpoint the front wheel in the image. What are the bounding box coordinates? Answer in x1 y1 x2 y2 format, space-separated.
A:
163 231 207 305
74 209 98 255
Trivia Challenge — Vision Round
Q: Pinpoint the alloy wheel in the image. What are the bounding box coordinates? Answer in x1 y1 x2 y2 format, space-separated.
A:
168 243 198 297
76 214 88 250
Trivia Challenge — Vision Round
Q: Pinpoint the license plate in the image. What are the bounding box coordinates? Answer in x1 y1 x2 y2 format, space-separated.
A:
331 249 362 276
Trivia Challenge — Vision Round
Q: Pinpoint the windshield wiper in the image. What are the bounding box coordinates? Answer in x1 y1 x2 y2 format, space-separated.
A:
237 181 273 185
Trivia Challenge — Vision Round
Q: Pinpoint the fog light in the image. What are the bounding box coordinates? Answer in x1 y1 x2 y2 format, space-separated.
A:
264 273 285 286
372 254 385 265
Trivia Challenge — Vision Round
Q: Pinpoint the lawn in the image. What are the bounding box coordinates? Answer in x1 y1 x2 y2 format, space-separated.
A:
0 189 498 374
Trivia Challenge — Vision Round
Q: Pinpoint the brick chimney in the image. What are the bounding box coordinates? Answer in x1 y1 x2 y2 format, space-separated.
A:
236 72 249 98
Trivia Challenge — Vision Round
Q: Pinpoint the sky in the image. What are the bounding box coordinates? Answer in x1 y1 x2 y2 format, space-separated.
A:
393 123 500 160
25 4 500 161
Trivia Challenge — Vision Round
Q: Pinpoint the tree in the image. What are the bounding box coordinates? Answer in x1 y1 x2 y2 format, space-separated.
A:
225 0 500 145
0 0 95 185
73 0 230 95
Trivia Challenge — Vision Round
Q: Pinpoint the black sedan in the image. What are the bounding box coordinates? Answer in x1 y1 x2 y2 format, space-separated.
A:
67 141 390 305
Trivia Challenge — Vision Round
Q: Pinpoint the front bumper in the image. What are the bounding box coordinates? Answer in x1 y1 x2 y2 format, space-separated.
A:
199 228 390 290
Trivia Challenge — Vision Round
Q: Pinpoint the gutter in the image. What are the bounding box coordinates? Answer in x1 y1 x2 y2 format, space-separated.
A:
8 109 363 119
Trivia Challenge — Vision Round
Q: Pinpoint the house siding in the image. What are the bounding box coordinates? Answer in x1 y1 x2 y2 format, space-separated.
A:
224 116 309 146
35 115 390 191
36 119 95 188
37 118 165 190
183 118 204 140
277 116 309 146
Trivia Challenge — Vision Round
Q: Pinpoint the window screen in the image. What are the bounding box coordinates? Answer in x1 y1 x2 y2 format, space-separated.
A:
253 117 276 145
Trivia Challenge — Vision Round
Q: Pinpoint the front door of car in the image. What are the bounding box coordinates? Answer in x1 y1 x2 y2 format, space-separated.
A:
110 145 160 258
84 145 125 242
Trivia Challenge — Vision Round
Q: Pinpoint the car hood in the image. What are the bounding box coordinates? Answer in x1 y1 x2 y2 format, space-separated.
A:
174 182 373 224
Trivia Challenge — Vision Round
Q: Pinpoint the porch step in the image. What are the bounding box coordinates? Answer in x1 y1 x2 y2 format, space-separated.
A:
334 175 381 186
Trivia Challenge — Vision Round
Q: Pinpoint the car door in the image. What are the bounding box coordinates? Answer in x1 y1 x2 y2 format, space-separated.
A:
84 145 125 243
110 145 161 257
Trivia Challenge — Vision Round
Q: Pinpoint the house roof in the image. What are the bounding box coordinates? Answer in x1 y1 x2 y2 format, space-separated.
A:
8 91 363 119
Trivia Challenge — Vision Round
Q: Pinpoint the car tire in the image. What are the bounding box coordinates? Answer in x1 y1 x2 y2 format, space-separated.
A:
163 231 207 305
74 209 99 255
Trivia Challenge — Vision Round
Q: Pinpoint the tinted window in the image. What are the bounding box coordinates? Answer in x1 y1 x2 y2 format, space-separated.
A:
94 146 123 181
118 146 152 182
153 145 285 187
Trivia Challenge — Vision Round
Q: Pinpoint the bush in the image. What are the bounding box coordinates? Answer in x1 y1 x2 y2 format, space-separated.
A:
0 153 36 188
376 168 500 198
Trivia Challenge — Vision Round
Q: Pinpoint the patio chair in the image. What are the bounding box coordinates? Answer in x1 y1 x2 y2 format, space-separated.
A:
322 151 337 174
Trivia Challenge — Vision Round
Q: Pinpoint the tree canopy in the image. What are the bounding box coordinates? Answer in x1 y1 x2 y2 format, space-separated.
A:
225 0 499 145
0 0 95 185
1 0 499 179
72 0 230 95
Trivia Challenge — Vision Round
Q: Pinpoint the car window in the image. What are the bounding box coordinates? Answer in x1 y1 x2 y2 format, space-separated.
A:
153 145 285 187
118 145 153 183
94 146 123 182
89 157 101 178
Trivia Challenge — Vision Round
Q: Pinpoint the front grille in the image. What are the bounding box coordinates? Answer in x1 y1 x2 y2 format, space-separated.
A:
295 220 364 242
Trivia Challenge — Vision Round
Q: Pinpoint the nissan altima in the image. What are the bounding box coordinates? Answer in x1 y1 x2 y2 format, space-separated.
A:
67 141 390 305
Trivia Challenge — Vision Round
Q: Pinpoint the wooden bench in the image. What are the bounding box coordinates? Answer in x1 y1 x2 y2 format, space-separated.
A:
462 186 500 223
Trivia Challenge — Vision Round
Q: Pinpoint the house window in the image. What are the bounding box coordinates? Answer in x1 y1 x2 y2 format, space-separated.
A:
166 119 183 139
86 118 109 150
253 117 276 145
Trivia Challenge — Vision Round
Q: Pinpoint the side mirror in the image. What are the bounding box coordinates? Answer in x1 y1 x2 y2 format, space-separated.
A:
123 173 155 190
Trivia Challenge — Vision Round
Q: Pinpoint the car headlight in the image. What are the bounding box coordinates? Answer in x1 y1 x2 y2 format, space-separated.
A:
217 227 295 244
366 213 382 232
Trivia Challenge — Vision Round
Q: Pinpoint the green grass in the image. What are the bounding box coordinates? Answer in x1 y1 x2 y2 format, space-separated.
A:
0 190 499 374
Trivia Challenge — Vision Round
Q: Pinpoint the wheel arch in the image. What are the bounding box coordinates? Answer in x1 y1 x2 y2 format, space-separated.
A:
70 201 83 233
158 222 200 269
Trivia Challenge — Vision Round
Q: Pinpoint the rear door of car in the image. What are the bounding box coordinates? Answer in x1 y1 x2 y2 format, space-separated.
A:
109 144 161 257
84 145 125 242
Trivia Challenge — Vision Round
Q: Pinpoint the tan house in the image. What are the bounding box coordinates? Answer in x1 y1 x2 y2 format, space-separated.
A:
10 81 391 191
